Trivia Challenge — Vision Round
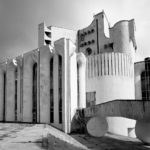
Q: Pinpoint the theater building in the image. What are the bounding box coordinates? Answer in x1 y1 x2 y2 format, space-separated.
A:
0 11 147 137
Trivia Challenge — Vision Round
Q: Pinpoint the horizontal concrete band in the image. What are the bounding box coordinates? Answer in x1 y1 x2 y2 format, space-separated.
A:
83 100 150 122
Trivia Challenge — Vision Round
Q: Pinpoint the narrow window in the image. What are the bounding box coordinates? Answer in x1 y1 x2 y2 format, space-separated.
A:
32 63 37 123
77 63 79 107
15 69 17 121
86 47 92 56
3 72 6 122
58 55 62 124
86 92 96 107
50 58 54 123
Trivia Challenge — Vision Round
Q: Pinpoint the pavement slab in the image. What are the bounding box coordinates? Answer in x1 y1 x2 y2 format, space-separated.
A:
0 123 150 150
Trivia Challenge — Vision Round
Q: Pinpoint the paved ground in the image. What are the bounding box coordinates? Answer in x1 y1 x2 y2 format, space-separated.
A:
0 123 150 150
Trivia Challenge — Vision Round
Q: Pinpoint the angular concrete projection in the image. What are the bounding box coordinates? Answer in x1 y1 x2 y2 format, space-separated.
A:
83 100 150 122
0 63 6 121
5 60 17 121
70 53 78 123
23 50 38 122
82 100 150 141
39 46 54 123
54 38 78 133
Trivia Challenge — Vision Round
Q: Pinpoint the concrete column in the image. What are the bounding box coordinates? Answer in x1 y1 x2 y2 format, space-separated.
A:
16 56 23 122
0 63 6 121
5 60 16 122
54 38 77 133
0 70 4 121
101 54 104 76
77 52 86 109
39 46 53 123
53 54 59 127
23 50 38 122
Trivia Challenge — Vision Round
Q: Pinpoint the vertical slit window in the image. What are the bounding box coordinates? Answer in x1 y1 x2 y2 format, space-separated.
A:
3 72 6 122
32 63 37 123
77 63 79 107
15 69 17 121
97 56 99 76
58 55 62 124
50 58 54 123
107 55 109 75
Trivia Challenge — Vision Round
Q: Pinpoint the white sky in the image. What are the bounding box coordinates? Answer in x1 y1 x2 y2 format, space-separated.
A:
0 0 150 62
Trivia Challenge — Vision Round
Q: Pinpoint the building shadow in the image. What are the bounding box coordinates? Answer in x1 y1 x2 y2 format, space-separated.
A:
70 134 150 150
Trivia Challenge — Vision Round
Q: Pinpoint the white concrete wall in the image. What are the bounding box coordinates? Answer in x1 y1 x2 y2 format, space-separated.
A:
5 60 16 121
16 56 23 122
50 26 77 46
55 39 67 131
110 20 136 55
77 53 86 108
86 52 136 136
39 46 53 123
0 63 6 121
22 50 38 122
70 53 77 122
54 38 78 133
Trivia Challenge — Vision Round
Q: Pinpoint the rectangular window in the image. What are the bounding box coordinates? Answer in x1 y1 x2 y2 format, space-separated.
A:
86 91 96 107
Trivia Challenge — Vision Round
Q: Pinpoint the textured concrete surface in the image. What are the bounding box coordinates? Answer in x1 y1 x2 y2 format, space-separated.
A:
0 123 150 150
83 100 150 122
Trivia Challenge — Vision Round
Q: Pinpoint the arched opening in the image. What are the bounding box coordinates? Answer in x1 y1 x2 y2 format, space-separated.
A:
32 63 37 123
15 68 17 121
3 72 6 122
50 58 54 123
58 55 62 124
86 47 92 56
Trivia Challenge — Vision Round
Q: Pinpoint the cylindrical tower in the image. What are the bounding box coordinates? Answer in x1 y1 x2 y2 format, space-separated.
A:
86 19 137 137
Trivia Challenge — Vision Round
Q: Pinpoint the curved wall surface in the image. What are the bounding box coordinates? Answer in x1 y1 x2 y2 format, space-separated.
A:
86 52 136 136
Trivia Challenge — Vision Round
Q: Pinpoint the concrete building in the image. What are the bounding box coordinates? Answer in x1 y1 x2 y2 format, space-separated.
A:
0 11 149 141
78 12 137 137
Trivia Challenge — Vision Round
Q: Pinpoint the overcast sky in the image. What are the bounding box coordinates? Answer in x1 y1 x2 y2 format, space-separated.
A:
0 0 150 62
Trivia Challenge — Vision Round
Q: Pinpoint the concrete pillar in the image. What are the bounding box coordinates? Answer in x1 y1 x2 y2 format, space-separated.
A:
0 63 6 121
54 38 77 133
77 52 86 108
5 60 16 122
23 50 38 122
53 54 59 127
16 56 23 122
39 46 53 123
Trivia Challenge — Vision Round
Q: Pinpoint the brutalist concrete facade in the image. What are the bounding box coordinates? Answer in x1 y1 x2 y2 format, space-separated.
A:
0 11 149 140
